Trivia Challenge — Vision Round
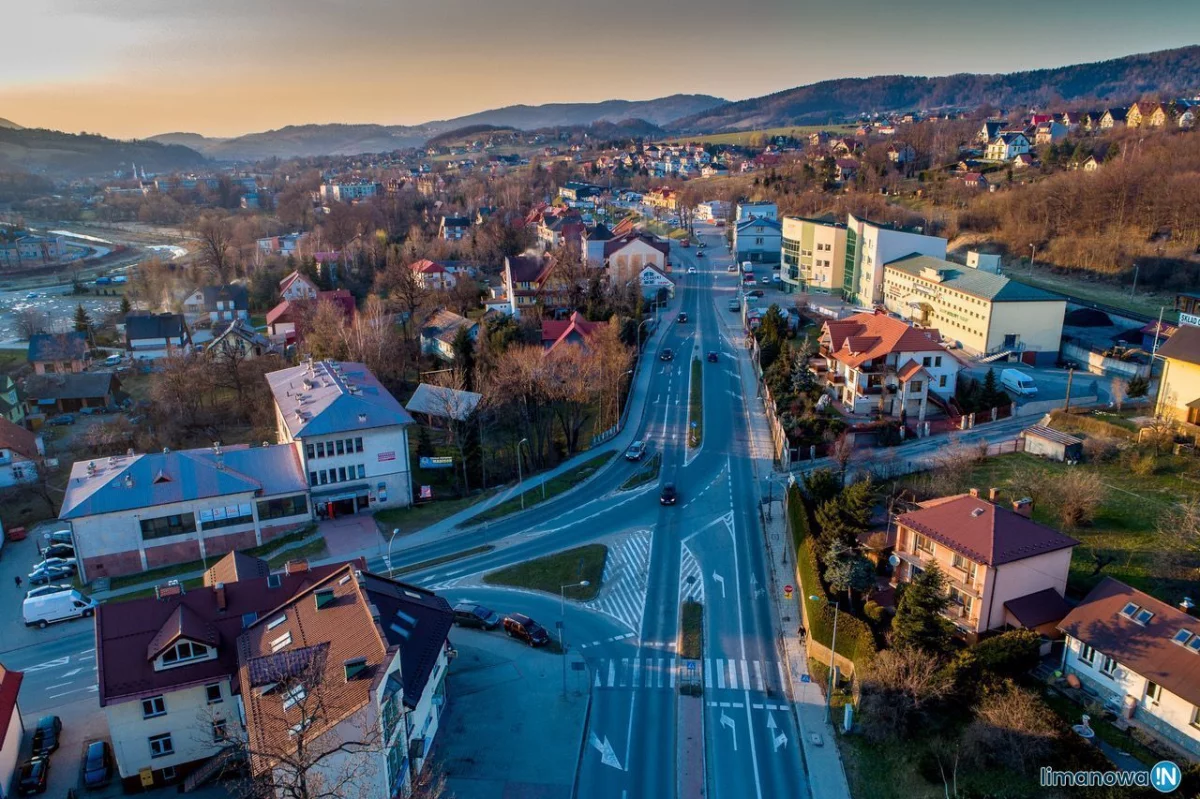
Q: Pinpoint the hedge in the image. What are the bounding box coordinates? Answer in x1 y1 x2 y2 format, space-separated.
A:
787 485 877 668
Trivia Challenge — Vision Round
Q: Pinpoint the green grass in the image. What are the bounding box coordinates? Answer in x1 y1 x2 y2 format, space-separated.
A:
1008 265 1180 323
465 452 615 525
392 544 495 577
375 490 498 533
483 544 607 601
679 600 703 660
266 538 328 569
620 452 661 490
1042 689 1160 767
0 350 26 378
688 359 703 448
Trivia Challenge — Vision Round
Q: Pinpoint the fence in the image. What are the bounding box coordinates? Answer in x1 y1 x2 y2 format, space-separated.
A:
1061 339 1152 381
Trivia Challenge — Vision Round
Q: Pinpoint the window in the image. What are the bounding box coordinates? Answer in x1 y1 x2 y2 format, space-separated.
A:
336 440 345 456
271 632 293 652
309 471 318 487
1147 681 1162 704
205 683 223 704
910 380 923 392
161 766 176 780
319 470 328 485
338 467 347 482
935 356 942 367
357 465 366 479
939 375 947 388
1099 655 1117 676
148 733 174 758
212 719 228 743
142 695 166 718
355 437 364 452
162 640 210 666
199 503 254 531
316 442 325 458
913 533 935 555
282 684 306 710
305 444 315 460
922 356 931 367
258 495 309 520
140 513 197 540
1078 643 1096 665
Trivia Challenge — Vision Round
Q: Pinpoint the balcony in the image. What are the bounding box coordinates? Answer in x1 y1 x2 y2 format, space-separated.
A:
895 549 982 599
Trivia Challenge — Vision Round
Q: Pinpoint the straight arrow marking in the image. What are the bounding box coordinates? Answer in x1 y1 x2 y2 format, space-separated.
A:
720 711 738 751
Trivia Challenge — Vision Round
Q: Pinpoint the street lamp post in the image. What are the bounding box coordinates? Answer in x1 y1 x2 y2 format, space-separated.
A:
386 528 400 578
809 594 840 723
516 438 530 511
560 580 591 696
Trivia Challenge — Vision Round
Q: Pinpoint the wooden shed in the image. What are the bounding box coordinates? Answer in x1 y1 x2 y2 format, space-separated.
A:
1022 425 1083 463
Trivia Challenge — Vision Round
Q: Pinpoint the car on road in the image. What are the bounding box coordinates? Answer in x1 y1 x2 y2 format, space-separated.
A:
660 348 674 361
23 589 96 627
726 264 737 272
679 239 690 248
25 584 73 600
31 716 62 757
707 352 719 363
625 441 647 461
103 354 123 367
28 563 76 586
660 483 678 506
687 266 697 274
82 740 113 789
47 414 75 426
676 312 688 323
452 602 501 630
747 289 764 298
760 276 771 284
695 250 704 258
503 613 550 647
772 274 782 283
16 758 49 795
42 544 75 559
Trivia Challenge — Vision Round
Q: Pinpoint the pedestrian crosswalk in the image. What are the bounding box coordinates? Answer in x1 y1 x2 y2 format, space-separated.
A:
590 656 787 695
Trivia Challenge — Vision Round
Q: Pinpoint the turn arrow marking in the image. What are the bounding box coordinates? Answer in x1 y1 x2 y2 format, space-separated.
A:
712 572 726 598
766 713 788 752
589 732 624 770
720 711 738 751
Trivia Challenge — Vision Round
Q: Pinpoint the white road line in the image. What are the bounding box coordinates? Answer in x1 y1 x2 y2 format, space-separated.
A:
48 687 89 699
45 682 73 690
754 660 764 692
728 659 738 690
777 663 788 698
705 660 713 689
631 658 641 689
741 659 750 690
752 703 764 710
670 661 676 689
619 658 629 688
595 669 601 688
716 660 726 689
608 659 616 688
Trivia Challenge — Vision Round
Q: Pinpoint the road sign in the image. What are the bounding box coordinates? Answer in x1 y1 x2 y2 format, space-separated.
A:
800 674 811 683
783 584 793 599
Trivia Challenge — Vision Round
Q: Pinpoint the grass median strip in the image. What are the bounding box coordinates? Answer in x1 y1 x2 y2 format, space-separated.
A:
393 544 494 577
465 452 615 526
483 544 606 600
375 490 499 534
680 600 703 660
688 358 703 448
620 452 661 490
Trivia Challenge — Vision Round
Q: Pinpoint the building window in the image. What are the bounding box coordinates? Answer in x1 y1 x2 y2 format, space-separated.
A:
939 375 947 388
1191 706 1200 730
160 766 176 781
1146 681 1162 704
1078 642 1096 665
357 465 366 479
336 440 345 456
206 683 223 704
319 471 328 485
257 495 309 520
282 684 306 711
199 503 254 531
142 695 166 718
148 733 174 758
162 640 210 667
212 719 228 743
339 467 347 482
309 471 317 486
922 356 931 367
1100 655 1117 676
305 444 315 460
316 442 325 458
913 532 935 555
140 513 197 540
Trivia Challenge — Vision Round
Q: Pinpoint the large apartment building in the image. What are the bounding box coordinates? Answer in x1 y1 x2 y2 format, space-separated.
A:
781 216 847 294
842 214 947 305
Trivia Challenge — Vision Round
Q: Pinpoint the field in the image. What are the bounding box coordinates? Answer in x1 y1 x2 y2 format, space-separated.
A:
665 125 856 147
483 544 607 601
1002 262 1180 322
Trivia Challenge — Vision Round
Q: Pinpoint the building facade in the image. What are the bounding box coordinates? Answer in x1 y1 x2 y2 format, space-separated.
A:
780 216 847 294
1154 324 1200 425
842 214 947 306
734 217 782 267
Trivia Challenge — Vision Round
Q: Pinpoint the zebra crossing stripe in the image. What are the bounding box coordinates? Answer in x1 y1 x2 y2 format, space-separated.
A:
754 660 764 691
705 659 713 689
777 662 788 695
631 658 641 688
620 658 629 688
669 661 676 688
608 659 616 688
716 660 726 689
728 659 738 690
740 660 750 690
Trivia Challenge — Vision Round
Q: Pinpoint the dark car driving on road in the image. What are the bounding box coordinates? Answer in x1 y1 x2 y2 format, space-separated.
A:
660 348 674 361
660 483 678 505
624 441 647 461
453 602 501 630
503 613 550 646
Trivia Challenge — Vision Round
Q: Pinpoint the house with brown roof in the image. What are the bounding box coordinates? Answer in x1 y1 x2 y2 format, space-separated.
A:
816 310 960 421
541 311 606 354
1059 577 1200 758
419 309 478 362
604 233 669 284
501 254 557 318
236 563 453 799
0 417 43 489
0 663 25 798
892 490 1078 642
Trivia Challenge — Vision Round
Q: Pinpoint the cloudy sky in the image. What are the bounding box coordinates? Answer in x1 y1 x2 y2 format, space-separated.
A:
3 0 1198 139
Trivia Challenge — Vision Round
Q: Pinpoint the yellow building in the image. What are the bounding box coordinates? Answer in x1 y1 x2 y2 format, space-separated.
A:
780 216 847 295
882 255 1066 361
1155 325 1200 425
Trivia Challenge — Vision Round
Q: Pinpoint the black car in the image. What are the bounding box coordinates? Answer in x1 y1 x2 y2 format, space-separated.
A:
453 602 501 630
17 758 49 795
503 613 550 647
660 483 678 505
31 716 61 757
42 544 75 560
660 348 674 361
707 351 719 363
677 312 688 323
83 740 113 789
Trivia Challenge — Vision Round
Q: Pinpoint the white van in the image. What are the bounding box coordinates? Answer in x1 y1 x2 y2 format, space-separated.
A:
741 261 753 274
23 590 97 628
1000 368 1038 397
104 354 122 367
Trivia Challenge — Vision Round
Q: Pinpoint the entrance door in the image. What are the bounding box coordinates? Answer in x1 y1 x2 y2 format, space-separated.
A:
332 497 356 516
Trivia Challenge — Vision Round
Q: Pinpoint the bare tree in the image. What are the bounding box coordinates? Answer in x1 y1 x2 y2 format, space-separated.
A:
15 307 49 339
194 214 236 282
1110 376 1127 412
1056 468 1104 530
426 370 479 494
1154 497 1200 581
858 646 953 743
962 681 1058 776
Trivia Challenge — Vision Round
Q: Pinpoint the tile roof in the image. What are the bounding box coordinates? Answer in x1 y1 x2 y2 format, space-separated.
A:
896 359 927 382
542 312 606 353
410 259 447 274
822 311 945 369
125 312 189 342
279 271 316 294
27 331 87 363
1059 577 1200 708
146 603 220 661
405 383 481 422
23 372 119 401
267 360 413 439
885 254 1065 303
603 232 669 259
95 559 357 706
1157 323 1200 367
1004 588 1073 629
897 493 1078 566
0 417 39 459
0 664 23 746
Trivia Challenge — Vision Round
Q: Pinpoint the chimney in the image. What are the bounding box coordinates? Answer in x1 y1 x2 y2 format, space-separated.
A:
285 559 309 574
1180 597 1195 616
1012 498 1033 518
215 582 227 611
969 488 980 498
988 487 1000 503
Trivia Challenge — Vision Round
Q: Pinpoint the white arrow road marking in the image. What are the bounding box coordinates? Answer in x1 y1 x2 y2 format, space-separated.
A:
766 713 789 751
712 572 725 598
21 657 70 673
61 668 83 678
589 732 624 770
720 711 738 751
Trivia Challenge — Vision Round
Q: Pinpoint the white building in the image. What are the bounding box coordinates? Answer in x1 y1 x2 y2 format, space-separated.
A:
695 201 730 222
984 132 1031 161
735 202 777 222
0 234 66 267
734 217 782 267
319 181 379 202
267 360 414 514
843 213 947 305
278 271 319 302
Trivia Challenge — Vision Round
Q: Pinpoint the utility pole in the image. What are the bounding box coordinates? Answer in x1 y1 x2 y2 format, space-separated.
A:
1063 367 1075 413
1130 264 1140 299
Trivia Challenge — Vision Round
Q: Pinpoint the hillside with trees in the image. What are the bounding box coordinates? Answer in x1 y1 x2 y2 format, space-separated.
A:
0 126 206 178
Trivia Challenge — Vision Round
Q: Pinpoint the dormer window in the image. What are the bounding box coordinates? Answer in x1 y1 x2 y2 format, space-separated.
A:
161 640 211 667
1119 602 1153 625
282 684 306 711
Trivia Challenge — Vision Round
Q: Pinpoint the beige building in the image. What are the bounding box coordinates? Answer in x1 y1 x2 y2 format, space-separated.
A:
893 491 1078 641
1154 324 1200 425
780 216 847 295
882 255 1066 361
604 234 669 284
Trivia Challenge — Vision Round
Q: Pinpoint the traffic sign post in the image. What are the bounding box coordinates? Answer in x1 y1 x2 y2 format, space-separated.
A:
783 584 793 600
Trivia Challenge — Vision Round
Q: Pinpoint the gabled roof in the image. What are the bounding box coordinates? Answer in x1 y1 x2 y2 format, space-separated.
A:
885 254 1064 303
405 383 482 422
359 572 454 709
1156 323 1200 367
0 417 39 459
897 493 1078 566
584 223 614 242
209 318 275 354
267 360 413 439
146 603 220 661
23 372 119 402
506 254 555 285
266 290 356 326
896 359 928 382
421 309 477 346
603 232 670 258
125 312 189 341
194 284 248 310
542 311 605 353
1060 577 1200 708
440 215 471 227
410 259 447 275
28 331 87 363
822 311 946 369
279 270 317 294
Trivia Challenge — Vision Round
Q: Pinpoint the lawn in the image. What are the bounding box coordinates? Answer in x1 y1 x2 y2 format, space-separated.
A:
1042 688 1160 767
620 452 661 491
465 452 615 525
375 490 498 535
1008 264 1180 322
679 600 702 660
0 349 26 378
483 544 607 601
266 538 328 569
688 359 703 448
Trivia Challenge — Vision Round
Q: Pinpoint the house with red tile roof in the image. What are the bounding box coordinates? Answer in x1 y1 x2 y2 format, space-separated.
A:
816 309 960 420
541 311 606 354
1059 577 1200 758
408 260 457 291
0 664 25 797
266 290 356 343
278 271 318 303
893 489 1077 642
0 416 43 489
501 254 558 318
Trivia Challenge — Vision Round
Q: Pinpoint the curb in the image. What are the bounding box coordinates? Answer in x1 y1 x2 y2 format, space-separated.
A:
570 687 595 799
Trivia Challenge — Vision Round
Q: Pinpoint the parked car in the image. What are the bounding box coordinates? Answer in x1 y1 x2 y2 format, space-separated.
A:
760 276 771 285
16 758 49 795
687 266 697 274
660 348 674 362
660 483 678 506
24 590 95 627
44 530 73 546
82 740 113 789
42 544 75 560
707 352 719 363
32 557 76 573
1000 368 1038 396
25 584 73 600
79 407 104 416
503 613 549 647
726 264 737 272
103 354 122 367
47 414 75 426
28 563 76 586
677 312 688 323
625 441 647 461
31 716 62 756
452 602 501 630
728 299 741 312
696 250 705 258
747 289 764 298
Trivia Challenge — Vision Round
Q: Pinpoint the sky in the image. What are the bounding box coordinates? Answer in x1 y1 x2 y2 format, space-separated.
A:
2 0 1199 139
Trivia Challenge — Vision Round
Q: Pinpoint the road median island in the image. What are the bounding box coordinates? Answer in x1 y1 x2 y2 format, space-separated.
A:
688 358 703 448
483 544 607 600
464 452 616 526
393 544 495 577
619 452 661 490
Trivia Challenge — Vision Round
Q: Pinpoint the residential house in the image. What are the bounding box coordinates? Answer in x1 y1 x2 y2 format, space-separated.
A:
984 132 1031 161
734 217 782 268
237 564 453 799
409 260 457 291
780 216 846 295
816 310 960 419
0 376 23 426
257 233 310 258
94 553 356 791
977 120 1004 143
536 214 584 253
266 290 355 343
279 271 319 302
419 310 478 362
267 359 414 513
125 313 192 361
1034 121 1068 145
887 143 916 164
580 223 615 267
636 264 676 302
404 383 481 428
0 665 25 799
541 312 606 354
559 182 602 204
502 254 557 318
1100 108 1127 129
1011 153 1035 170
960 172 990 189
644 187 678 212
1147 103 1177 128
60 444 312 581
438 216 471 241
1154 324 1200 425
1081 111 1104 132
893 491 1078 641
842 213 947 305
735 202 777 222
1126 102 1148 128
882 254 1066 361
604 233 669 283
27 331 89 374
22 372 122 416
182 285 249 324
1080 155 1101 172
0 418 43 489
206 318 278 361
1059 578 1200 758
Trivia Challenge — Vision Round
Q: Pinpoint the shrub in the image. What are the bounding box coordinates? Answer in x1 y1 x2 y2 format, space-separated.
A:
863 600 886 624
1081 436 1121 463
1129 452 1159 476
973 630 1041 680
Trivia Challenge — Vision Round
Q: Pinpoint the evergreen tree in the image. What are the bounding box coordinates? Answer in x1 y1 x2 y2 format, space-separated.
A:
802 468 840 506
73 304 92 333
416 426 435 458
814 498 856 553
892 563 955 656
979 368 1004 410
452 327 477 392
824 546 876 606
119 295 132 316
839 476 875 531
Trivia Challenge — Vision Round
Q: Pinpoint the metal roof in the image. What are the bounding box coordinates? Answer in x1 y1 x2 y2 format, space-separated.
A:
267 360 413 439
885 254 1065 303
